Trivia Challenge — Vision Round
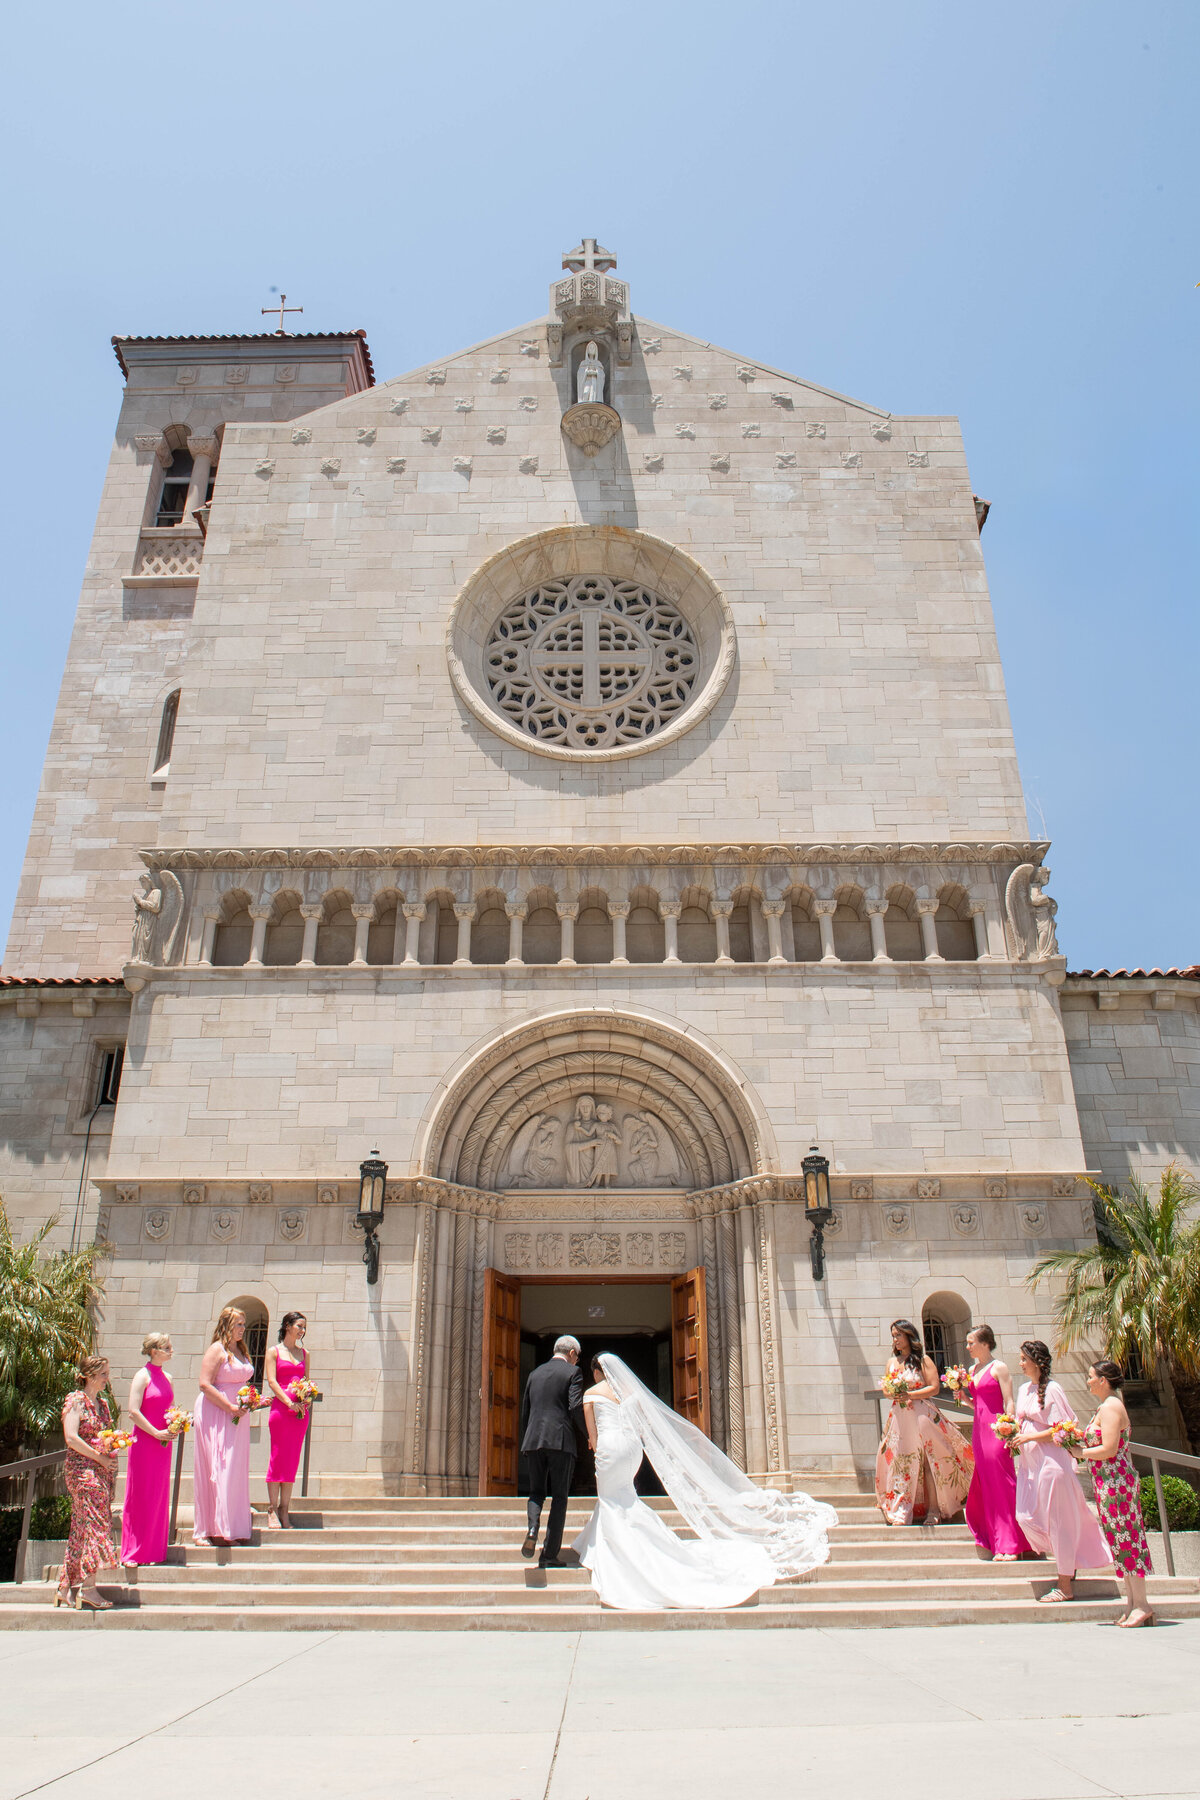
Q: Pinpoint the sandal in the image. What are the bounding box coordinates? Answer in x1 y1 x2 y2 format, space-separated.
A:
1117 1610 1156 1628
76 1589 114 1611
1038 1587 1072 1604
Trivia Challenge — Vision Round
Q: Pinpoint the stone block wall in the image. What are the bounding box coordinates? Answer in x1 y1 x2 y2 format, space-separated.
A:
1062 975 1200 1187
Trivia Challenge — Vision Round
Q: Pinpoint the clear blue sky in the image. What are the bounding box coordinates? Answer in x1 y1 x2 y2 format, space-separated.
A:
1 2 1196 969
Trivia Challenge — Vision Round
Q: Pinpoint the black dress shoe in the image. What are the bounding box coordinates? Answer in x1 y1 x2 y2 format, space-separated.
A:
538 1555 573 1569
521 1532 537 1559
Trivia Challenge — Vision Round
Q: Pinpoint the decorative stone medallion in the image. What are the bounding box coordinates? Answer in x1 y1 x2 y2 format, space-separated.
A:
504 1232 532 1269
210 1209 239 1243
569 1230 621 1269
984 1178 1008 1200
1020 1204 1048 1237
279 1210 307 1242
950 1204 979 1237
626 1231 653 1268
657 1230 686 1267
916 1178 941 1200
143 1208 171 1241
883 1204 912 1238
849 1179 873 1201
535 1232 563 1269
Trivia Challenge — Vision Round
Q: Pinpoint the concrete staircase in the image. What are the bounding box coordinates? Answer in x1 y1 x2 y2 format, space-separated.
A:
5 1476 1198 1630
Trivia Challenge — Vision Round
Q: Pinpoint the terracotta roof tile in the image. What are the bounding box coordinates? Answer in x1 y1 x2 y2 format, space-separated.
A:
1067 966 1200 980
111 330 375 385
0 975 125 988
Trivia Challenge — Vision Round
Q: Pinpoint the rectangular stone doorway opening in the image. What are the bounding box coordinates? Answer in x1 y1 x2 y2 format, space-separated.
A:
479 1269 709 1495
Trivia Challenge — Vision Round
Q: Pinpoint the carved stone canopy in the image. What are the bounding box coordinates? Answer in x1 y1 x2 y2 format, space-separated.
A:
561 402 621 456
549 238 632 367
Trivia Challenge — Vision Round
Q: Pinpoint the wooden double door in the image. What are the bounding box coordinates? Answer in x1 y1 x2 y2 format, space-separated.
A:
478 1266 709 1495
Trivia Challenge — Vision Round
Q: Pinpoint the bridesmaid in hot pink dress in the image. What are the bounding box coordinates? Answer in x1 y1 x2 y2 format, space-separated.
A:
961 1324 1033 1560
1014 1340 1112 1603
192 1306 256 1545
265 1311 312 1529
120 1331 175 1565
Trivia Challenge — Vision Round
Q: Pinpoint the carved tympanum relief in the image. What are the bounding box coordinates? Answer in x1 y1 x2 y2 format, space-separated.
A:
503 1094 686 1190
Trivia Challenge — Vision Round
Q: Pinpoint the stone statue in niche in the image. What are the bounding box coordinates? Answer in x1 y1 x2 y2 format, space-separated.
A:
1005 863 1059 960
588 1103 622 1188
577 340 605 405
564 1095 599 1185
519 1115 563 1187
131 870 183 964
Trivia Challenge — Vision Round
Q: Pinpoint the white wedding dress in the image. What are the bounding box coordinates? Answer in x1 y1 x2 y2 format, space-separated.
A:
571 1354 837 1612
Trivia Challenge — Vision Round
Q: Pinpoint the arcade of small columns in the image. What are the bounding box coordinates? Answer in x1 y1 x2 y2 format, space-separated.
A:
131 847 1051 973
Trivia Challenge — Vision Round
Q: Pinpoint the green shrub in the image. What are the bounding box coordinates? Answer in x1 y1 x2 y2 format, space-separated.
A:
0 1495 72 1581
1139 1473 1200 1532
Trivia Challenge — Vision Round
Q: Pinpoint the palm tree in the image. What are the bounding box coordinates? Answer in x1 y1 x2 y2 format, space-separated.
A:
0 1199 105 1465
1029 1164 1200 1453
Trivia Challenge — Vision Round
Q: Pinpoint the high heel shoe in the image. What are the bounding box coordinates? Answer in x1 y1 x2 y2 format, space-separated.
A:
75 1589 114 1611
53 1588 74 1609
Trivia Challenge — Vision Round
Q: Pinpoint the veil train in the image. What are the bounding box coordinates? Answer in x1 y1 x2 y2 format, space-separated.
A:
599 1352 836 1582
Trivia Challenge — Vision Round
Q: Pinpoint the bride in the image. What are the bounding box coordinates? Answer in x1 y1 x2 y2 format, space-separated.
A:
571 1352 836 1610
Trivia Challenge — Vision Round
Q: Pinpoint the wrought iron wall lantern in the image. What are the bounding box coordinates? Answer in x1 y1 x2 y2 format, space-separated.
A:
802 1145 833 1280
355 1149 388 1285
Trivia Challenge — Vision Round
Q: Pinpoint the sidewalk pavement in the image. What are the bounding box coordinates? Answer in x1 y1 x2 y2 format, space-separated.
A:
1 1621 1198 1799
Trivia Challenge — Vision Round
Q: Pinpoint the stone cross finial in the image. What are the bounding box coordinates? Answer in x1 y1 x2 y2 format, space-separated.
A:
261 293 303 335
562 238 617 274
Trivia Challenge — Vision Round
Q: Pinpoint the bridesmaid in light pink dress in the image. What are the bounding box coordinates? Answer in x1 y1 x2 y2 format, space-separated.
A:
265 1311 311 1529
1014 1340 1112 1603
961 1325 1032 1560
120 1331 175 1565
192 1306 256 1546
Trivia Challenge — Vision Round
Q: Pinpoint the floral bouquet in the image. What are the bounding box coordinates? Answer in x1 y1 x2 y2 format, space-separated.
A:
1050 1417 1087 1453
164 1406 193 1438
942 1365 973 1395
235 1384 264 1413
882 1369 915 1408
991 1412 1023 1455
98 1428 134 1453
287 1377 322 1409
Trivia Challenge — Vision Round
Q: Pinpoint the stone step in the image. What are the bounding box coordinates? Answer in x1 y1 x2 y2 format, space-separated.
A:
6 1592 1200 1632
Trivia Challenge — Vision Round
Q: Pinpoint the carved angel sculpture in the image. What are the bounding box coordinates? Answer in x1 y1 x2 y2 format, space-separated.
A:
131 870 183 965
519 1115 563 1187
1003 863 1037 960
1031 882 1059 958
625 1112 660 1185
577 341 605 405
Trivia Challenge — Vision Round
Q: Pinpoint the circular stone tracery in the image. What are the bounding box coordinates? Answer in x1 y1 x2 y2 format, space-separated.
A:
484 575 699 751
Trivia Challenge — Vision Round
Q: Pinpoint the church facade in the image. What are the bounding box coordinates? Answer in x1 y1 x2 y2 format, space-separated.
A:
3 243 1197 1487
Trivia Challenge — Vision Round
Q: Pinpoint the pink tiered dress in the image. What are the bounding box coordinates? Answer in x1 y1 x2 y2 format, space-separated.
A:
120 1363 174 1564
192 1352 254 1542
267 1351 311 1484
1015 1379 1112 1575
964 1364 1033 1558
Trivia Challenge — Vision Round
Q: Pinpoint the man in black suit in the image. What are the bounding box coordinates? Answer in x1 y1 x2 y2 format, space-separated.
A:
520 1334 584 1567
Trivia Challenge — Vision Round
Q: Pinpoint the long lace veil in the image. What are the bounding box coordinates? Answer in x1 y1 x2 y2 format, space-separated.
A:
599 1352 836 1580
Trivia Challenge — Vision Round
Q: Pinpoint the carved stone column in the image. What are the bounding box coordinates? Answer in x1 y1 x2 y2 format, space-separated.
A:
969 900 990 960
446 1209 472 1487
753 1196 788 1476
246 905 272 967
711 900 733 965
452 903 475 967
198 910 220 967
351 904 374 968
556 902 578 966
917 898 942 960
660 901 681 964
391 902 408 965
465 1210 490 1486
505 902 526 965
402 902 425 966
867 899 890 961
184 434 218 523
298 904 322 967
404 1191 437 1480
814 898 838 962
735 1200 769 1474
700 1209 727 1452
720 1208 747 1469
608 901 629 965
761 900 786 965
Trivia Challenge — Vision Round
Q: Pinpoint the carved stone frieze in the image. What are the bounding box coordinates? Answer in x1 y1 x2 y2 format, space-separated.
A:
849 1180 873 1201
504 1232 532 1269
916 1179 941 1200
316 1184 339 1205
626 1231 653 1268
1052 1175 1078 1197
247 1183 273 1205
115 1184 140 1205
883 1204 912 1238
984 1178 1008 1200
183 1184 205 1206
210 1208 239 1242
1020 1204 1048 1236
536 1232 563 1269
279 1209 307 1242
950 1204 979 1237
569 1230 621 1269
657 1230 686 1267
143 1208 171 1241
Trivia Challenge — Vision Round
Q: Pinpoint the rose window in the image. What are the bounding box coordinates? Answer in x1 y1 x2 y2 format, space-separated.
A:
483 575 700 750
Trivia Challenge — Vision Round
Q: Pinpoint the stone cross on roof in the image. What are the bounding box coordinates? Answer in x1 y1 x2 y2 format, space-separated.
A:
562 239 617 275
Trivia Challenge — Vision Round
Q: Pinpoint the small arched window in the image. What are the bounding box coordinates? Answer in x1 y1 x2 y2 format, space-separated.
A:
230 1295 270 1387
152 690 180 778
156 448 194 526
921 1291 972 1374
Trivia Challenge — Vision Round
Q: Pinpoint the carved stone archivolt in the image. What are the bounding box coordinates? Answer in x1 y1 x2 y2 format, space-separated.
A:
423 1011 762 1191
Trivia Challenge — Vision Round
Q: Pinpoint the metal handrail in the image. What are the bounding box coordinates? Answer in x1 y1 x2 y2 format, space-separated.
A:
1 1451 68 1585
164 1393 323 1545
863 1388 1200 1577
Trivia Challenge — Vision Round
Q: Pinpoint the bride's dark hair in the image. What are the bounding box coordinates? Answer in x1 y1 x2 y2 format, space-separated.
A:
591 1354 606 1376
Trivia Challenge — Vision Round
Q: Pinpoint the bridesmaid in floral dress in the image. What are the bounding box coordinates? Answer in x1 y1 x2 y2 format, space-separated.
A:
56 1355 120 1610
1070 1359 1155 1627
265 1312 311 1529
875 1320 974 1525
120 1332 175 1565
961 1325 1032 1559
1014 1340 1112 1603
